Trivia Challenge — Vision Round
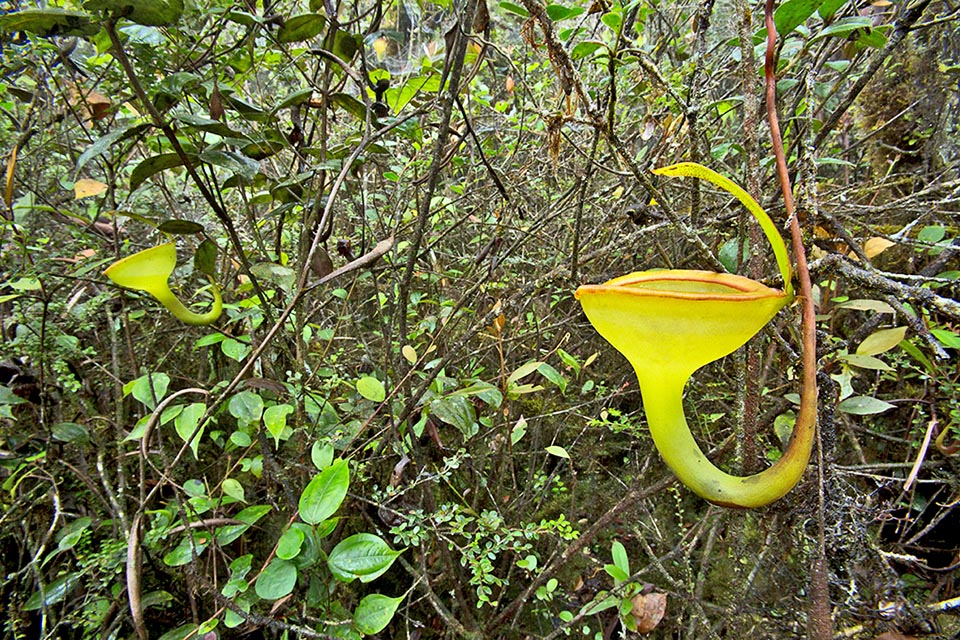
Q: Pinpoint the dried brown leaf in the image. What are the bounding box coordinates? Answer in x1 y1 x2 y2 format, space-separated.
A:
631 591 667 633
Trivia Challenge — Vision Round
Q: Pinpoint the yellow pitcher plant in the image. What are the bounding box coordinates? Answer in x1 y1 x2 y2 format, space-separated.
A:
576 163 815 508
104 243 222 326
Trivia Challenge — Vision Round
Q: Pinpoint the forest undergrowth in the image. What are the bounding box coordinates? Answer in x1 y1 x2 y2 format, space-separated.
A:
1 0 959 638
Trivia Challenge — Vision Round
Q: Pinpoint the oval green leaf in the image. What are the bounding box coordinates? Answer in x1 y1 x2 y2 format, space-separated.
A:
84 0 184 26
0 9 98 37
857 327 907 356
356 376 386 402
157 219 204 235
130 153 187 192
837 395 896 415
277 13 326 43
298 458 349 525
328 533 402 583
254 558 297 600
221 478 245 502
23 572 83 610
276 526 305 560
353 594 404 635
264 403 294 447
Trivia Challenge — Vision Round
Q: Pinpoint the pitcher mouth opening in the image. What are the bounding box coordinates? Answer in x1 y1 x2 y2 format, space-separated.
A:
575 269 788 303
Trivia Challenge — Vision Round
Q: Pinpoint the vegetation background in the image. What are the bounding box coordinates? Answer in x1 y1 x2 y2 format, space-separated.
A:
0 0 958 638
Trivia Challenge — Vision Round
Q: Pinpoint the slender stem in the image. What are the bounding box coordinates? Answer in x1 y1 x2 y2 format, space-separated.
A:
763 0 817 485
764 3 829 637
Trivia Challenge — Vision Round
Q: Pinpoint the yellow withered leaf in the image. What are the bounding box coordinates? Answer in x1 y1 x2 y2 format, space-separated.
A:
75 178 107 199
863 236 895 258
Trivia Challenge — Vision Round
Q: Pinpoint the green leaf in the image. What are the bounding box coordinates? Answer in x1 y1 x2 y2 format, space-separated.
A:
774 0 823 36
124 372 170 410
250 262 296 292
130 153 188 192
263 403 294 447
837 395 896 415
571 41 604 59
546 445 569 459
174 402 206 459
289 522 323 568
429 395 477 438
328 533 402 583
235 504 272 525
57 517 92 552
499 1 530 17
603 563 629 583
449 381 503 408
163 533 210 566
52 422 90 443
77 121 151 171
157 220 204 235
276 527 305 560
898 339 935 373
83 0 184 26
299 458 349 525
311 441 335 470
174 113 240 137
156 625 199 640
818 0 846 20
199 148 260 182
857 327 907 356
0 385 27 406
24 572 83 610
388 74 441 113
601 11 621 31
222 94 267 120
277 13 326 43
580 591 620 616
537 362 567 394
328 28 361 61
221 338 251 362
545 4 584 21
353 594 404 635
194 239 218 277
356 376 386 402
812 16 888 47
836 299 894 314
718 238 748 273
507 360 543 385
228 390 264 425
839 353 893 371
275 88 314 111
557 348 581 374
0 9 98 37
222 478 245 502
511 416 527 445
8 277 41 291
241 136 286 160
255 558 297 600
331 92 368 121
918 225 947 243
611 540 629 575
931 328 960 349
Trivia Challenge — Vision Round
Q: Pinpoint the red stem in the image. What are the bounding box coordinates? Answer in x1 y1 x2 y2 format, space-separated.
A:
763 0 817 446
764 3 830 639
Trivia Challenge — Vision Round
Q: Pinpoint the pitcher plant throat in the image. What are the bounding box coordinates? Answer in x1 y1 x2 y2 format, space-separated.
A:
575 163 816 508
104 243 222 326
